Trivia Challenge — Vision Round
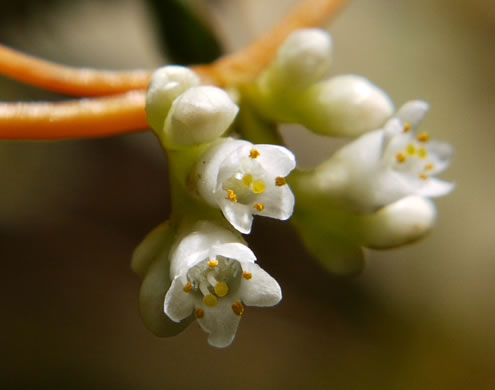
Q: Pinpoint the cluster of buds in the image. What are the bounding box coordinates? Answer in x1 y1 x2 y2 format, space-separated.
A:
134 28 453 347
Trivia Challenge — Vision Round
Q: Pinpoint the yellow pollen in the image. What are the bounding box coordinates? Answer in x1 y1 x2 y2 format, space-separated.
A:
183 282 193 293
249 149 260 159
242 174 253 187
195 308 205 319
203 294 218 308
419 173 429 180
425 163 435 171
254 203 265 212
252 180 266 194
403 122 412 132
275 176 287 186
232 301 245 317
242 272 253 280
406 144 417 156
214 282 229 297
226 189 238 202
396 152 407 163
417 131 430 143
208 259 219 268
418 147 428 159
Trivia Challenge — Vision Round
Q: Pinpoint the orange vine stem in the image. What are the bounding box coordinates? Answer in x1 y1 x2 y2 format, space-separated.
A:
0 0 348 140
0 91 147 139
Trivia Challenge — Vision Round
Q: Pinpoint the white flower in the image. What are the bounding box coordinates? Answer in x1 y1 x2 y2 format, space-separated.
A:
195 139 296 234
328 100 454 211
164 221 282 348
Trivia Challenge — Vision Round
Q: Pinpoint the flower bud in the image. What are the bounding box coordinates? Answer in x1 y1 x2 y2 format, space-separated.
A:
162 86 239 148
264 28 333 91
361 196 437 249
145 65 200 131
300 74 394 137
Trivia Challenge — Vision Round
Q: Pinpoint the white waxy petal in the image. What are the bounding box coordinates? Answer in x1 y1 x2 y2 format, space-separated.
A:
238 263 282 307
417 177 455 198
146 66 200 131
258 186 295 220
163 86 239 148
218 199 253 234
212 242 256 264
164 277 195 322
395 100 429 129
196 299 242 348
255 144 297 177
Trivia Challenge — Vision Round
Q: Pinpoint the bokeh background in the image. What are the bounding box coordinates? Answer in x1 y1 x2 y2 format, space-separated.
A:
1 0 494 388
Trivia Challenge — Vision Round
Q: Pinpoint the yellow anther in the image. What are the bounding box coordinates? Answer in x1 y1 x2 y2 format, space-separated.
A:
252 180 266 194
417 131 430 143
232 301 245 317
418 147 428 159
203 294 218 308
425 163 435 171
254 203 265 212
183 281 193 293
226 189 238 203
275 176 287 186
242 174 253 187
403 122 412 132
419 173 429 181
396 152 407 163
208 259 219 268
195 308 205 319
242 272 253 280
249 149 260 159
214 282 229 298
406 144 417 156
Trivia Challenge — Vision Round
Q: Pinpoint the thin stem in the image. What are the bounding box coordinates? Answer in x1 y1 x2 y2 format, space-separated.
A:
0 90 147 139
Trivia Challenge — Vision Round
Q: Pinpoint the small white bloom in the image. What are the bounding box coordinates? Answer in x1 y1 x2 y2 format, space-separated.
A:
300 74 394 137
331 100 454 211
162 86 239 148
164 221 282 348
195 139 296 234
146 66 200 131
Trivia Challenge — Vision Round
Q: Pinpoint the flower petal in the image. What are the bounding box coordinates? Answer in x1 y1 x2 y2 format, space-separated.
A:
258 185 295 220
395 100 429 129
164 276 196 322
255 144 296 177
417 177 455 198
212 242 256 264
427 140 454 174
218 199 253 234
196 299 242 348
238 263 282 307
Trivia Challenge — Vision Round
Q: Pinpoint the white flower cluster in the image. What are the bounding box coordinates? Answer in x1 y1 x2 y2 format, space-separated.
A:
135 28 454 347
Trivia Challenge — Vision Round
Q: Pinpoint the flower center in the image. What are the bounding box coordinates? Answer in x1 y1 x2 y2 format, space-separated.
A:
186 256 242 307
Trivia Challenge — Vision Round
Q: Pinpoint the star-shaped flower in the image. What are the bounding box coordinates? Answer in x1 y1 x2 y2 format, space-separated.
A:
195 139 296 234
164 221 282 348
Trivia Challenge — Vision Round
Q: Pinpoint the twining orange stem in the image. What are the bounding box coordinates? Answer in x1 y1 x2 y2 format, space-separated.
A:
0 91 147 139
0 0 348 140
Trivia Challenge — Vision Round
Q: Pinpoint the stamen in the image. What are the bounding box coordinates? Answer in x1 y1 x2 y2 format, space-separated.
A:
403 122 412 132
418 147 428 159
252 180 266 194
249 149 260 159
406 144 417 156
203 294 218 307
275 176 287 186
396 152 407 163
419 173 429 180
232 301 245 316
195 308 205 319
199 281 211 297
242 272 252 280
183 281 193 293
417 131 430 143
214 282 229 297
425 163 435 171
208 259 219 268
242 174 253 187
226 189 238 202
254 203 264 212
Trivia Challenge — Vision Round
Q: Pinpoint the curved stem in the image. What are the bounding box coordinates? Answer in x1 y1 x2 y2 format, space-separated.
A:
0 90 148 139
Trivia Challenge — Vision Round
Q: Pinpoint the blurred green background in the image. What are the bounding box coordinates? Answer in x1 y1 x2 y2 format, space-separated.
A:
0 0 494 388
